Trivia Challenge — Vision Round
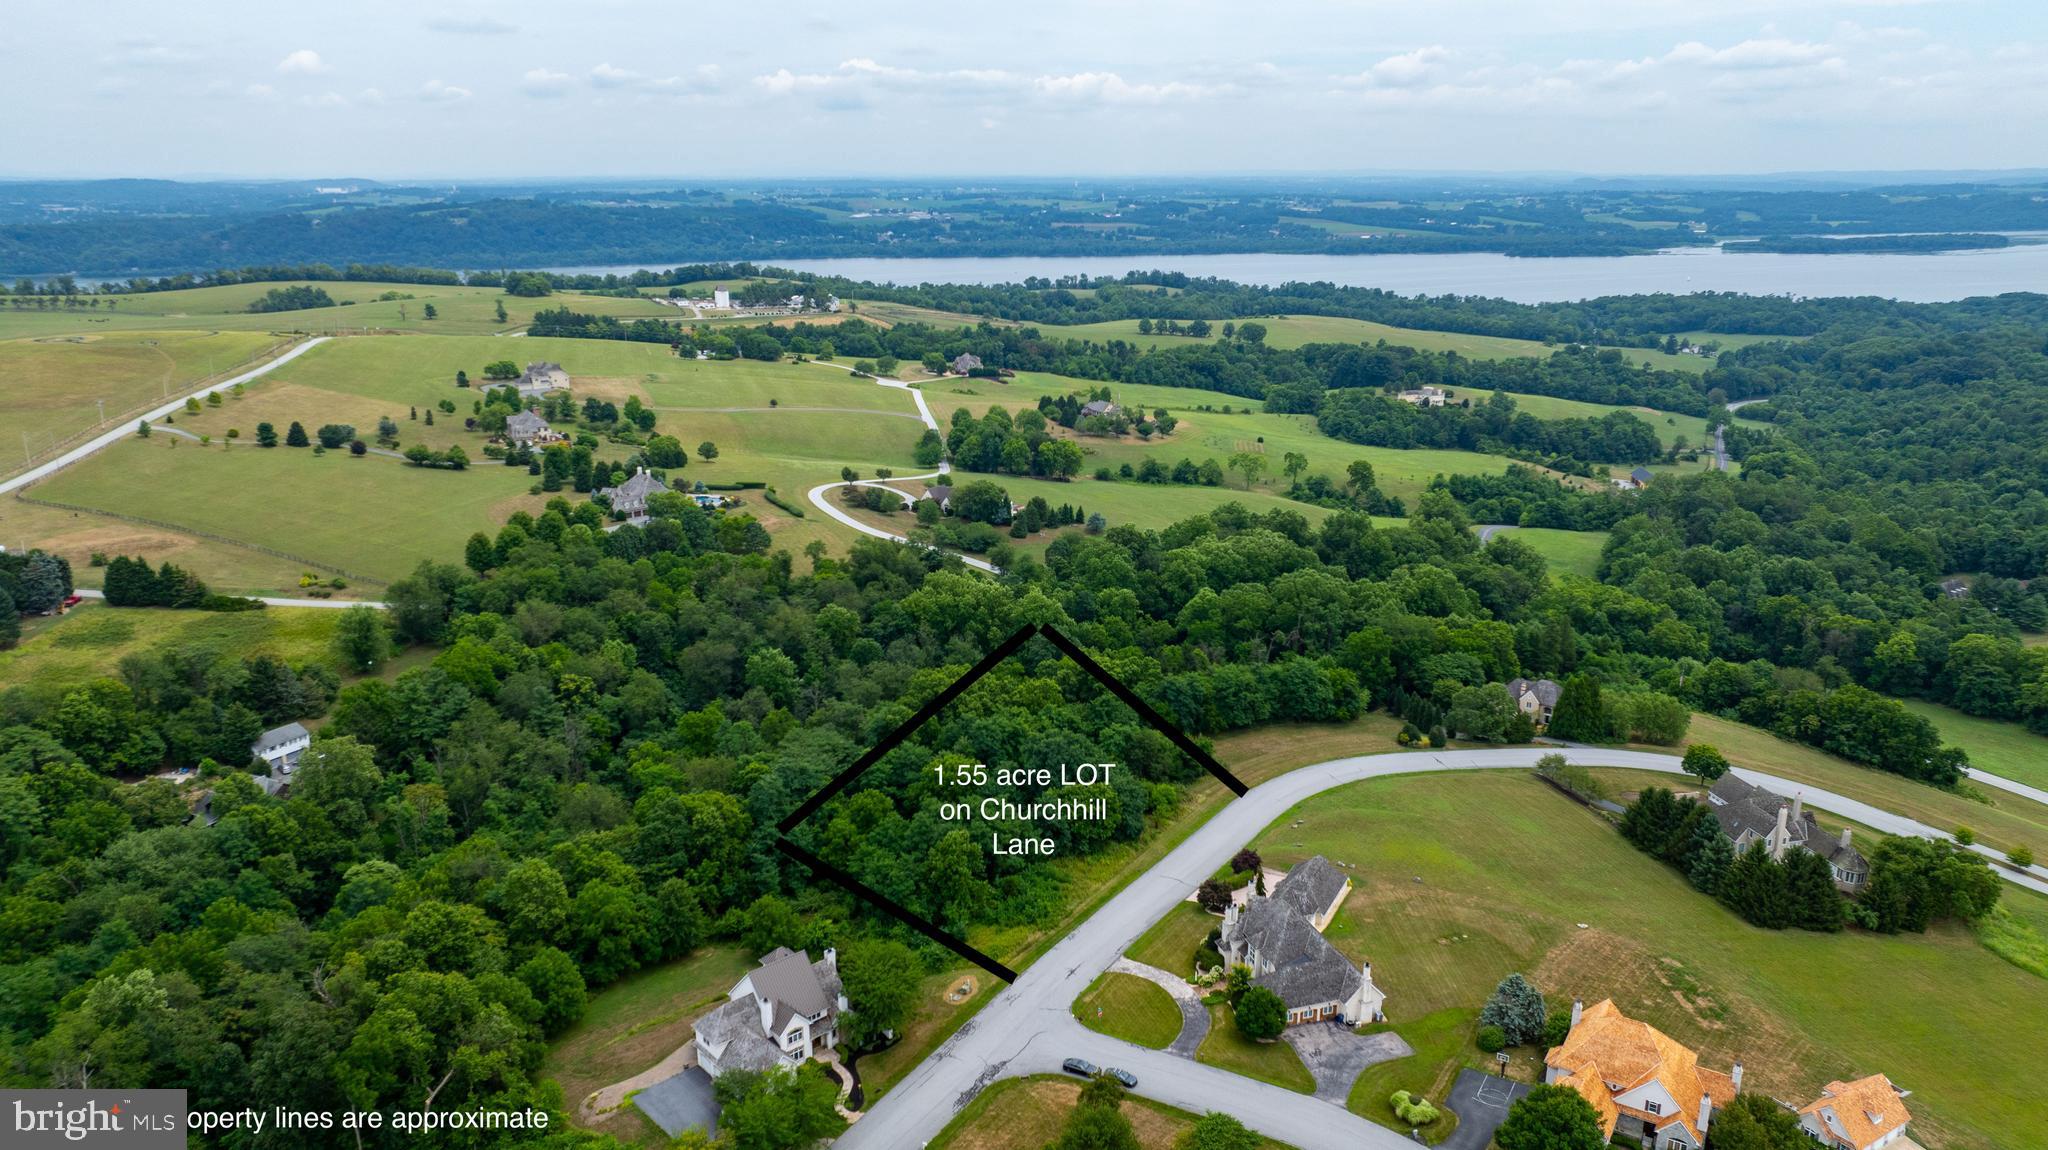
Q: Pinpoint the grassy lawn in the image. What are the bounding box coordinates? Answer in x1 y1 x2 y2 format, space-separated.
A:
1072 972 1183 1049
1346 1008 1471 1145
847 966 997 1102
542 944 752 1143
1898 699 2048 792
1 495 321 597
1251 769 2048 1150
33 435 548 583
1126 903 1216 976
0 601 344 701
1 330 289 472
1195 1004 1316 1094
1678 713 2048 860
1488 527 1607 580
0 281 683 340
1037 315 1713 373
929 1075 1291 1150
1456 387 1717 451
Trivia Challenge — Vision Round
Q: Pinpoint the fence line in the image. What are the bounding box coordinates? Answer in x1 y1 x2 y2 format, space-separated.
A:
11 494 390 586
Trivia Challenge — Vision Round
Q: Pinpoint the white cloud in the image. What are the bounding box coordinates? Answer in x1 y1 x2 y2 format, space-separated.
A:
277 49 328 74
1032 72 1219 104
358 87 386 104
1338 46 1451 89
419 79 471 102
521 68 574 98
245 83 279 102
591 62 720 94
751 59 1220 107
1664 38 1835 69
302 91 348 108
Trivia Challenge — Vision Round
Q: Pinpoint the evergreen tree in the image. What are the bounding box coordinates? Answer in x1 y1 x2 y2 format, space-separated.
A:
255 422 278 448
1621 786 1681 851
1495 1084 1606 1150
0 585 18 649
16 553 68 614
1546 674 1608 742
1687 819 1736 894
1662 800 1711 865
1479 972 1548 1045
1722 841 1794 929
1785 848 1846 932
286 421 310 447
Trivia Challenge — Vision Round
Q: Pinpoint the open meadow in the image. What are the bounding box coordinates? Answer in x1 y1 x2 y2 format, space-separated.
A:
1242 769 2048 1150
1898 699 2048 792
1 330 296 477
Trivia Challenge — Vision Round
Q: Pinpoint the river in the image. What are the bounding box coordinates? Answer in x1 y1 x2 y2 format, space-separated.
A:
754 244 2048 303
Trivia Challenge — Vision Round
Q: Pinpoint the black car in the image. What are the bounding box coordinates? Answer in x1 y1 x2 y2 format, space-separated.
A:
1061 1058 1099 1078
1104 1067 1137 1088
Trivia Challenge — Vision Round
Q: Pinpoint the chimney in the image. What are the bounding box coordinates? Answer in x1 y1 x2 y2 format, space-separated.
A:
1570 998 1583 1029
1840 827 1853 851
1791 794 1804 827
1732 1061 1744 1092
1774 804 1789 854
1698 1092 1713 1135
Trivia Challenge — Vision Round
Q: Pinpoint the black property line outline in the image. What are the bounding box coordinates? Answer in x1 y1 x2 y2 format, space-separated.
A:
774 622 1250 983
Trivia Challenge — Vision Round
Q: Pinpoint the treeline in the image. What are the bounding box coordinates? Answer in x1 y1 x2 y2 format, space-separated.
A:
1725 233 2010 254
1316 388 1668 466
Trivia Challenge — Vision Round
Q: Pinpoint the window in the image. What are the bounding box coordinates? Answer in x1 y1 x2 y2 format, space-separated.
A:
1644 1101 1661 1115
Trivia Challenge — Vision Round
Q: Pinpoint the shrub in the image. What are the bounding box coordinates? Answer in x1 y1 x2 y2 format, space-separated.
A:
1476 1025 1507 1053
1390 1091 1440 1126
1234 986 1286 1041
2011 846 2036 869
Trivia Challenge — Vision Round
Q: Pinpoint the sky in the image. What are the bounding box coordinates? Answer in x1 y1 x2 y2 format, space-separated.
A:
6 0 2046 179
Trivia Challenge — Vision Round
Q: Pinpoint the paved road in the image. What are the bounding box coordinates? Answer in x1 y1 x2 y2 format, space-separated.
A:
1476 524 1513 543
1 337 330 496
1714 398 1768 471
1966 765 2048 807
835 746 2047 1150
73 588 388 610
796 360 1005 572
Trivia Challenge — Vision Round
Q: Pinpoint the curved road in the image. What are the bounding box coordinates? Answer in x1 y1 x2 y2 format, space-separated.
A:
1 337 330 496
73 588 388 610
797 360 1004 572
839 747 2047 1150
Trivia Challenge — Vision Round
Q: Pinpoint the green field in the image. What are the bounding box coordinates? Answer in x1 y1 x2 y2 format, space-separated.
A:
1072 972 1182 1049
1037 315 1726 374
2 330 291 475
1486 527 1608 580
1195 1004 1315 1093
0 281 682 340
1899 699 2048 792
17 336 932 587
1 494 327 599
0 601 345 702
33 435 547 583
1239 769 2047 1150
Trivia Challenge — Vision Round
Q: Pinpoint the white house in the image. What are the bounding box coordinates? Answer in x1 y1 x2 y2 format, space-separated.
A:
712 288 732 309
1798 1074 1913 1150
1217 856 1386 1026
250 722 310 774
692 948 845 1078
502 410 563 448
1545 998 1739 1150
1397 386 1447 407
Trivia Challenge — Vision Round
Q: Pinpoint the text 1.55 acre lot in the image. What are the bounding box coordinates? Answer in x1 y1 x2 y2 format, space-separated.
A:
931 762 1116 855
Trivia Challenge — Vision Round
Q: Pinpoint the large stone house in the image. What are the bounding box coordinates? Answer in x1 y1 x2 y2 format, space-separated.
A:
950 353 983 375
501 410 563 448
516 361 570 396
692 948 845 1078
599 467 669 516
1217 856 1386 1026
1545 998 1740 1150
1080 399 1123 418
1798 1074 1913 1150
1505 678 1562 726
1707 775 1869 890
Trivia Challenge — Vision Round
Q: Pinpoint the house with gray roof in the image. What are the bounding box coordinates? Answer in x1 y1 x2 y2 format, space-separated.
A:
599 467 670 516
1079 399 1123 418
501 410 562 447
516 361 570 396
921 484 953 511
1505 677 1562 726
251 722 310 773
692 947 845 1079
1218 856 1386 1026
1707 775 1869 890
950 353 983 375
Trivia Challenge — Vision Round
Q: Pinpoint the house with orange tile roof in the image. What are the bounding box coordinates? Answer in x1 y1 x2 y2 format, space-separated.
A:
1543 998 1739 1149
1798 1074 1913 1150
